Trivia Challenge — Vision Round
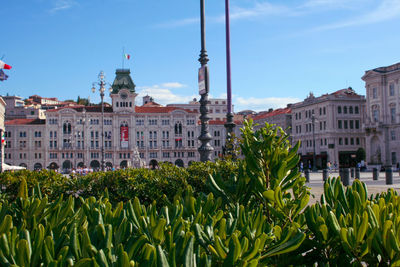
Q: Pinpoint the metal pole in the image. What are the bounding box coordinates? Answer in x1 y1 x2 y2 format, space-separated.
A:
312 115 317 171
198 0 213 162
224 0 236 156
101 88 105 171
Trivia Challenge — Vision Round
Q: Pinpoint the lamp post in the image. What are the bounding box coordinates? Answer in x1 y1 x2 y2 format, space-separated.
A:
224 0 236 156
311 114 317 172
91 71 111 171
198 0 213 162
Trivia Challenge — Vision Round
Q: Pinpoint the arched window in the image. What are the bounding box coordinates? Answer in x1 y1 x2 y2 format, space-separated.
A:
174 122 182 135
63 121 71 134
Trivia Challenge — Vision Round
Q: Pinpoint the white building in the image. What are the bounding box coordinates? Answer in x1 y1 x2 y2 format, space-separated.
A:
362 62 400 167
4 69 239 171
291 89 366 168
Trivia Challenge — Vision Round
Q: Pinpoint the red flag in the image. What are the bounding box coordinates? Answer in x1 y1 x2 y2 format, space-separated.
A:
0 60 11 69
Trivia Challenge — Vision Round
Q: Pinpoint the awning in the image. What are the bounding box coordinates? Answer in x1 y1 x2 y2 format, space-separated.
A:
2 164 26 171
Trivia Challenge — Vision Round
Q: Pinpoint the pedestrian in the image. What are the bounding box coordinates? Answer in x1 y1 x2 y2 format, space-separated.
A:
300 162 303 172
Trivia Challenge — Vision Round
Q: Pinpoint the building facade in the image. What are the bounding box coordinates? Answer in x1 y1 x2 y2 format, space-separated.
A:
4 69 239 171
0 97 5 172
251 106 292 132
362 62 400 167
291 89 366 168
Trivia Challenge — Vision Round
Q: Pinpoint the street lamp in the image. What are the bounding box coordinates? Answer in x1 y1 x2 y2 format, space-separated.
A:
224 0 236 156
91 71 112 171
311 114 317 172
198 0 213 162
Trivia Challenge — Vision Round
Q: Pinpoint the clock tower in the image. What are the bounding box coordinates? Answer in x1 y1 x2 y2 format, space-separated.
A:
110 69 137 112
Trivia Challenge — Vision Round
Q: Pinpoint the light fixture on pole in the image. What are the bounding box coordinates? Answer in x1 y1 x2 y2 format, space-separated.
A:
91 71 111 171
224 0 235 156
311 114 317 172
198 0 213 162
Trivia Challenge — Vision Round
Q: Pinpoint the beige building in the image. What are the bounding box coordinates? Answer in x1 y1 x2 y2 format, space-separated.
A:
362 62 400 168
291 89 366 168
168 98 232 121
4 69 238 171
0 97 5 172
2 95 46 120
251 106 292 132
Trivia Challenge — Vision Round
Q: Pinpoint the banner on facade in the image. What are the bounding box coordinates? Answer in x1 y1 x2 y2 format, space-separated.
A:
120 126 129 148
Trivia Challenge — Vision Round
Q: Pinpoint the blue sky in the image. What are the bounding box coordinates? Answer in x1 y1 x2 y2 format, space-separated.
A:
1 0 400 111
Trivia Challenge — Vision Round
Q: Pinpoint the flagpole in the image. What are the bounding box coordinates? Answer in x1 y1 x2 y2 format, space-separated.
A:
122 47 125 69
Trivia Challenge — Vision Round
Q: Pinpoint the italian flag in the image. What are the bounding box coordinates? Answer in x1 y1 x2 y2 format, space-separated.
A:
0 60 11 70
124 54 131 60
1 132 5 144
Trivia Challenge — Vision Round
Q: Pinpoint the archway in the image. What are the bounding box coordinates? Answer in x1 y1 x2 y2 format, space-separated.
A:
120 160 128 169
188 161 194 166
48 162 59 170
34 163 42 170
63 160 72 172
149 159 158 170
370 136 381 164
90 160 100 170
77 162 84 168
175 159 184 167
106 162 113 170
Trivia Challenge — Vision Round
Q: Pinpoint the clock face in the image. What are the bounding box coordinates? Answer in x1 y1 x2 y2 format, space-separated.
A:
121 92 128 99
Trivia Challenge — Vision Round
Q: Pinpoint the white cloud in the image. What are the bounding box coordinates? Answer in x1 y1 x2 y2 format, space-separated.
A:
312 0 400 31
160 82 186 88
234 96 301 112
136 84 197 105
49 0 76 13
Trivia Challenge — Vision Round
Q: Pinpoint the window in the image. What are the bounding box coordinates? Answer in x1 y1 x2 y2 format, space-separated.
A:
356 138 360 145
373 109 380 122
349 106 353 114
338 120 342 129
149 119 158 125
343 106 347 114
391 130 396 141
63 122 72 134
162 119 170 125
344 120 348 129
350 120 354 129
339 138 343 145
319 108 322 115
174 122 182 135
345 138 348 145
389 83 395 96
350 138 354 145
338 106 342 114
136 119 144 126
372 87 377 98
391 107 396 123
355 120 360 129
355 106 359 114
323 107 326 115
392 152 397 165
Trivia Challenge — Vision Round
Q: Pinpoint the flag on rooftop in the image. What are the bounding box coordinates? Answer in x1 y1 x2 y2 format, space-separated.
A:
124 54 130 60
0 70 8 81
0 60 11 69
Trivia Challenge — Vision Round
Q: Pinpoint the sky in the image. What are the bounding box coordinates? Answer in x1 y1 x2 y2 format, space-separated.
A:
1 0 400 112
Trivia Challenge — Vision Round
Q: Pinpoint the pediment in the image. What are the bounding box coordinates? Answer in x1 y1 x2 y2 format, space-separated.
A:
59 108 78 114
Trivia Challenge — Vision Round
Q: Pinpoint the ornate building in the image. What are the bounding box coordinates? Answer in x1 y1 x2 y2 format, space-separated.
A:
362 62 400 167
291 89 366 168
4 69 240 171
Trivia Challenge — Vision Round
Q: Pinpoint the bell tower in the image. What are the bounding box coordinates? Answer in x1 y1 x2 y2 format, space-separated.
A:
110 69 137 112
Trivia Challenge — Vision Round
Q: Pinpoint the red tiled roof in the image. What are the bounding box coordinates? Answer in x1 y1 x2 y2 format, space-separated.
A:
5 119 45 125
135 106 197 114
251 107 291 121
46 105 197 114
203 119 243 125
